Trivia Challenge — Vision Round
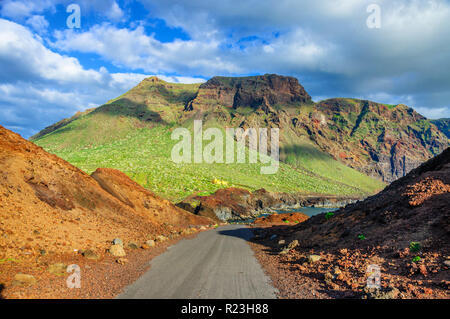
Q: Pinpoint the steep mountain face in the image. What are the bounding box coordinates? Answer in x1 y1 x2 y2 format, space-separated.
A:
431 118 450 139
30 74 449 199
185 74 312 111
0 125 210 259
183 79 448 182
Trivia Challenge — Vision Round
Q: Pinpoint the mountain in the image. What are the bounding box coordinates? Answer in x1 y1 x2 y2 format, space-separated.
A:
0 125 211 261
31 74 448 200
31 76 384 201
431 118 450 139
252 147 450 298
183 77 448 182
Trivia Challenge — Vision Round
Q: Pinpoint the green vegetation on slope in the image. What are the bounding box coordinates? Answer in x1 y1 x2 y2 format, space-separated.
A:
32 77 385 202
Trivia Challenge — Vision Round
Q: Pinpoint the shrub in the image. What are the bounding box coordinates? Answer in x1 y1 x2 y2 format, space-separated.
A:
409 242 421 253
325 212 335 220
412 256 421 263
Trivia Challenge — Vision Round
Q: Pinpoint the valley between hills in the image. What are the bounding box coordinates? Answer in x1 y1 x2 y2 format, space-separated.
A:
0 74 449 299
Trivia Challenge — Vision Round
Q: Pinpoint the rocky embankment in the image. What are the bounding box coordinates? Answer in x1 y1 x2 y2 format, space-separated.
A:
250 147 450 299
0 125 214 298
177 188 359 222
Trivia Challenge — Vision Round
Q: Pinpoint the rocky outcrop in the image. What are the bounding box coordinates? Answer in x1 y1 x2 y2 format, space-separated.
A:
177 188 359 221
185 74 312 111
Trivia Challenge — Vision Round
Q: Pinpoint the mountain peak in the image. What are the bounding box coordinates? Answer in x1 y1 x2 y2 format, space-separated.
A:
186 74 312 111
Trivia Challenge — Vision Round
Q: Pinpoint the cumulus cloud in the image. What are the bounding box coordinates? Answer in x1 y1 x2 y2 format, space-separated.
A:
0 0 124 22
135 0 450 117
25 15 49 34
52 23 239 76
1 0 450 138
0 19 204 138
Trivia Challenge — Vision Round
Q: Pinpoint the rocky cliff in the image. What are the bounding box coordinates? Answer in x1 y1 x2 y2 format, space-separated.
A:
303 99 448 182
181 76 448 183
177 188 358 221
432 118 450 139
185 74 312 111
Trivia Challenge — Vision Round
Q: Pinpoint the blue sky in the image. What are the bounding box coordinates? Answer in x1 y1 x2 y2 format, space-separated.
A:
1 0 450 138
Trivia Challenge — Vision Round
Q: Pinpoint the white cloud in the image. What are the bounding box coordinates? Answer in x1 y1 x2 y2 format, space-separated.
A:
414 106 450 120
25 15 49 33
0 19 203 138
1 1 450 136
0 0 53 19
0 0 124 21
52 23 239 75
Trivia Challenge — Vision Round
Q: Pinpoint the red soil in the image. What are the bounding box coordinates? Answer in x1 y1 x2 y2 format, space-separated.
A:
253 212 309 225
251 147 450 299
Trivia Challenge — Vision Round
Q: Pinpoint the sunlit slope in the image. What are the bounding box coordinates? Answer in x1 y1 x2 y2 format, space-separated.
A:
32 77 385 201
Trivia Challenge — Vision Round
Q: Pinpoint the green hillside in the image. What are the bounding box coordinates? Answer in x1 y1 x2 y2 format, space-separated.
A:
32 77 385 202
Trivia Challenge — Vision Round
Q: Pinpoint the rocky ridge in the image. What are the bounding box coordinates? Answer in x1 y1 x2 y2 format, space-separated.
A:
177 187 358 221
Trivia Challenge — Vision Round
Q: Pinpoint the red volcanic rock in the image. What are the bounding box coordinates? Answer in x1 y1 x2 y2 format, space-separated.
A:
0 125 211 260
403 177 450 207
276 147 450 250
253 212 309 225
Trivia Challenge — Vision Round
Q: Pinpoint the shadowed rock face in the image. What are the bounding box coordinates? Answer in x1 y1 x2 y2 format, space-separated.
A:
185 74 312 111
431 118 450 139
307 99 449 182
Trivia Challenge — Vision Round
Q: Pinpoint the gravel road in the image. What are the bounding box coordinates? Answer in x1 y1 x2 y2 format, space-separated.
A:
118 225 278 299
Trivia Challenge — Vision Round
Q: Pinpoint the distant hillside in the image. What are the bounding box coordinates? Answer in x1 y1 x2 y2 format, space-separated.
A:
31 75 386 201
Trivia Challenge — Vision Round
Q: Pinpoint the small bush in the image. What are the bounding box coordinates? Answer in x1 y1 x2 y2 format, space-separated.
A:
325 212 335 220
412 256 421 263
409 242 421 253
358 234 366 240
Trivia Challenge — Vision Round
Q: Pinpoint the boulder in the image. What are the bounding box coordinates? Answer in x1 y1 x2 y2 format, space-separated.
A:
109 244 126 257
116 258 128 265
127 242 139 250
287 240 299 250
145 240 156 247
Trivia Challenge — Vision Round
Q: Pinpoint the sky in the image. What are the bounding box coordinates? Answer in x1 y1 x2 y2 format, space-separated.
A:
1 0 450 138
